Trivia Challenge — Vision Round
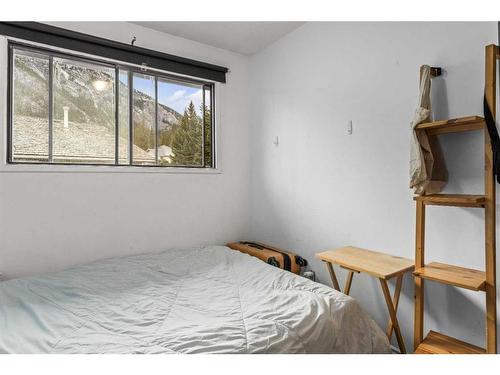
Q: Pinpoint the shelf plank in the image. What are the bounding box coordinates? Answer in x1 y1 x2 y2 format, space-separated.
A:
415 116 485 135
415 330 485 354
413 262 486 291
413 194 485 207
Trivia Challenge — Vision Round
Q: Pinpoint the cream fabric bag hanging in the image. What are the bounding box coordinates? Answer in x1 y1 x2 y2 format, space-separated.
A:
410 65 448 195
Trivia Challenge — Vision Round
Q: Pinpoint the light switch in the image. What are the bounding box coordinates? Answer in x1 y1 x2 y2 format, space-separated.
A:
347 120 353 135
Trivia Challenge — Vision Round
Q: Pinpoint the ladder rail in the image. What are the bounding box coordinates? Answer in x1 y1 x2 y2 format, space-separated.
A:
414 200 425 350
484 44 497 354
413 65 430 351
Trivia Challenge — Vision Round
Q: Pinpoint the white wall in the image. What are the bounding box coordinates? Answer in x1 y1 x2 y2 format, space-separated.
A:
0 22 251 278
248 22 499 351
1 21 499 353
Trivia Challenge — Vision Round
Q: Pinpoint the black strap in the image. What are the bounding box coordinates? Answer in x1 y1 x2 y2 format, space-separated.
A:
483 95 500 183
240 241 292 271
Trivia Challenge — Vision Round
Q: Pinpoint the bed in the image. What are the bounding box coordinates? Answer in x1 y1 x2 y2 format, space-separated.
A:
0 245 390 353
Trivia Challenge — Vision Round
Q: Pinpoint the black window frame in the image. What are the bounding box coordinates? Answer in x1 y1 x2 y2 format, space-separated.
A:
7 41 216 169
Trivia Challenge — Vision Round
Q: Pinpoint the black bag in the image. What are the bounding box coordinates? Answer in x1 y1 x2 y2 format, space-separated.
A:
483 95 500 183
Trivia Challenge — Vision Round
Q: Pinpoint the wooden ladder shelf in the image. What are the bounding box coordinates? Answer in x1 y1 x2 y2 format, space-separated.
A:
413 44 498 354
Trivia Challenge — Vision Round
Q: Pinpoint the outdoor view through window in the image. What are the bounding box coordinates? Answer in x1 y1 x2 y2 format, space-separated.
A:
10 45 214 168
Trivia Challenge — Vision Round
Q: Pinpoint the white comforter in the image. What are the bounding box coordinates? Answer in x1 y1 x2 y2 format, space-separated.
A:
0 246 390 353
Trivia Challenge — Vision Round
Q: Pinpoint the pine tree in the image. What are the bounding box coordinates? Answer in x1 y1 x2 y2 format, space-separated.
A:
171 101 202 166
203 104 212 167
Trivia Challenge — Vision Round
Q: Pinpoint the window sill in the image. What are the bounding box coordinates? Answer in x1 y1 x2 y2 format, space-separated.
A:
0 163 223 174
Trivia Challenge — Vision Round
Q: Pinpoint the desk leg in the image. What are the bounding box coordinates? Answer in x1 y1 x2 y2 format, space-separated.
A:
386 274 403 339
343 271 354 295
380 278 406 354
325 262 340 291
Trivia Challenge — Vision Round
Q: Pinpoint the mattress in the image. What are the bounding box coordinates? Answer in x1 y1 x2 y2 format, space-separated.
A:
0 245 390 353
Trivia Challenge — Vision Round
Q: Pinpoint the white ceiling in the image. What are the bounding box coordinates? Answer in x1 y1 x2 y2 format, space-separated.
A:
131 22 304 55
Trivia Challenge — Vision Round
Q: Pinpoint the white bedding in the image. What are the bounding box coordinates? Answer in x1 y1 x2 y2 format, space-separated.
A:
0 245 390 353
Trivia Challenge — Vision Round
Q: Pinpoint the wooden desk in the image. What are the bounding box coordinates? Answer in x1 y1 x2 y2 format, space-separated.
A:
316 246 414 354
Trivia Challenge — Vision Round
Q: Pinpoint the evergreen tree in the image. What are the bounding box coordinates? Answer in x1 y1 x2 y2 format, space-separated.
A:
203 104 212 167
171 101 202 165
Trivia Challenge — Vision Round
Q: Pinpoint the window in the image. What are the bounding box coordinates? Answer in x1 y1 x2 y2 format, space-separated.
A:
8 43 216 168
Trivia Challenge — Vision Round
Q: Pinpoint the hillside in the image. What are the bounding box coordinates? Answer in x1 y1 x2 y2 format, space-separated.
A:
13 53 183 132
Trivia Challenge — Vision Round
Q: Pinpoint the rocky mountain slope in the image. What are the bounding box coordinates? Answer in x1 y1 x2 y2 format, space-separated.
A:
13 52 182 131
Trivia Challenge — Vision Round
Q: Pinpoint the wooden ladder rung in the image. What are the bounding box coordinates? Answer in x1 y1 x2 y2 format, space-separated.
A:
413 262 486 291
415 330 486 354
415 116 485 135
413 194 485 207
